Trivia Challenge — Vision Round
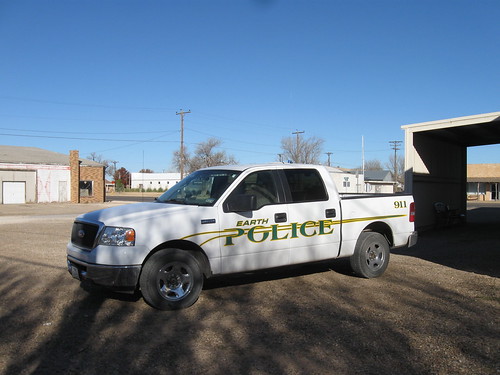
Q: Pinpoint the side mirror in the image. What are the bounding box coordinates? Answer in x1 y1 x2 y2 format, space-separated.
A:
224 194 257 212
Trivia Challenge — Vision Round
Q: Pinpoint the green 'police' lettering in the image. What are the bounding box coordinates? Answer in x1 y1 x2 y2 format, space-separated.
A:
247 226 269 243
224 219 336 246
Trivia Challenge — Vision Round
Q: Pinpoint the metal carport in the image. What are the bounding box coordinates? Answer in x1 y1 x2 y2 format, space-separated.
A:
402 111 500 229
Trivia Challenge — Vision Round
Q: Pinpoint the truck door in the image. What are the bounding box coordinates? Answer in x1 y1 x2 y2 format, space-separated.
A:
280 168 341 264
218 169 290 274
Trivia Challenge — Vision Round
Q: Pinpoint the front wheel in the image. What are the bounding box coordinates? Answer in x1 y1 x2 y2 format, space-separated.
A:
140 249 203 310
349 232 390 278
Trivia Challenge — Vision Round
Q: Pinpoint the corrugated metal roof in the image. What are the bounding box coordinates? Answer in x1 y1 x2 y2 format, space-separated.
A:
0 145 103 167
364 170 393 181
402 111 500 147
467 177 500 183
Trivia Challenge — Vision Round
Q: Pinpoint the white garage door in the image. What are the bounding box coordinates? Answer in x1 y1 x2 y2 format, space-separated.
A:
3 182 26 204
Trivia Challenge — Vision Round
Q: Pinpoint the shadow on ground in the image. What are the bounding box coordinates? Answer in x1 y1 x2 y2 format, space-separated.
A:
1 204 498 375
393 204 500 278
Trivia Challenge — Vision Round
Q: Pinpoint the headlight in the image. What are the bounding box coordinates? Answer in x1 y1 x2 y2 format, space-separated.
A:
99 227 135 246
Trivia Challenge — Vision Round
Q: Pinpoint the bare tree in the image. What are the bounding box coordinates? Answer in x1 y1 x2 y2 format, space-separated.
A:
386 154 405 184
172 138 237 174
172 147 189 174
364 159 384 171
87 152 112 178
281 135 324 164
87 152 100 162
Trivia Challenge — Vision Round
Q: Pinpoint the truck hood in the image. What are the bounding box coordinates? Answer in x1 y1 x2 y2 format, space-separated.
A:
76 202 212 227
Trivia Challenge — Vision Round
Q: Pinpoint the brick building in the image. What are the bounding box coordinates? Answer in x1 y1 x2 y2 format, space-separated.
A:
467 164 500 201
70 150 106 203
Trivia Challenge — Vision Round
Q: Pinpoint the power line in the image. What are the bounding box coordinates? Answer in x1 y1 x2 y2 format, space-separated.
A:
0 133 178 143
0 127 178 135
0 94 176 111
0 113 172 123
185 127 277 148
194 110 291 131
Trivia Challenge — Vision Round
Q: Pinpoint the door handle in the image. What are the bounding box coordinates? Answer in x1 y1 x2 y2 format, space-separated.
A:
274 212 287 223
325 208 336 218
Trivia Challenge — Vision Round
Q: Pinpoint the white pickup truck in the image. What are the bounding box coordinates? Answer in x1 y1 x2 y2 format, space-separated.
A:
67 164 417 310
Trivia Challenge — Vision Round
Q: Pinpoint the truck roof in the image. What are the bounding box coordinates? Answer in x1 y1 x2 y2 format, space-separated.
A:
201 163 342 172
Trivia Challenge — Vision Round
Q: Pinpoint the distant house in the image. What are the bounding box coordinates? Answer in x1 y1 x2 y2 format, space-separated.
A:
364 170 396 193
105 179 115 193
130 172 181 191
328 167 364 193
0 145 105 204
467 164 500 201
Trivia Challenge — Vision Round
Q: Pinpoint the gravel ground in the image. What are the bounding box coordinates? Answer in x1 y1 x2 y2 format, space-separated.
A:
0 201 498 375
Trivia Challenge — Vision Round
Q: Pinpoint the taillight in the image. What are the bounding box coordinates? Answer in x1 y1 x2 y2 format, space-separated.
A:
409 202 415 222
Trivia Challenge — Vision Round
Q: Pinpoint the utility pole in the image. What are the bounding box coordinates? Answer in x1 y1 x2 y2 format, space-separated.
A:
325 152 333 167
292 130 305 162
362 136 366 193
110 160 118 189
362 135 365 178
176 109 191 179
389 140 402 185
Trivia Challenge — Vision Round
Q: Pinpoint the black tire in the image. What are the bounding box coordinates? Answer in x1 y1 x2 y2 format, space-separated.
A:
349 232 390 278
140 249 203 310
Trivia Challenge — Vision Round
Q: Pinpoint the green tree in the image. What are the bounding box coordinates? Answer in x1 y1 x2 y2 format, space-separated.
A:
114 167 131 188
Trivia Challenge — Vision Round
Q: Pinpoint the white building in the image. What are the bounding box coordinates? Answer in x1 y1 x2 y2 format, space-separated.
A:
327 167 364 194
131 172 181 191
131 168 365 194
364 170 396 193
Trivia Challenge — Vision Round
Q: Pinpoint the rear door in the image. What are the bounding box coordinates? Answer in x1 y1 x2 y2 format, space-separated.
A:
281 168 341 264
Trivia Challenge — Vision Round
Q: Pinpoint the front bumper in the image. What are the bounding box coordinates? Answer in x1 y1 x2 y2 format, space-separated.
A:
67 256 141 289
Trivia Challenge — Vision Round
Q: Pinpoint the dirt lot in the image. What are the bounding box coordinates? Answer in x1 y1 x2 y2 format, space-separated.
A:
0 201 498 375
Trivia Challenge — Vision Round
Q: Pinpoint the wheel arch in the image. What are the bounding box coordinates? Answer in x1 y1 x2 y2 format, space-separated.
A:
362 221 393 247
144 240 212 279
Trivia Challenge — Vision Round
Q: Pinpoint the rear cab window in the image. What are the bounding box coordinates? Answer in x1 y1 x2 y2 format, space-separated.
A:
282 169 328 203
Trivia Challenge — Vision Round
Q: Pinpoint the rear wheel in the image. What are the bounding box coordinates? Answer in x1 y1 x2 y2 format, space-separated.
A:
140 249 203 310
350 232 390 278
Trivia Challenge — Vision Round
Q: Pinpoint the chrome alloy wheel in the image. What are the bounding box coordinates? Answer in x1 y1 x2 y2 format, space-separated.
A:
157 261 194 301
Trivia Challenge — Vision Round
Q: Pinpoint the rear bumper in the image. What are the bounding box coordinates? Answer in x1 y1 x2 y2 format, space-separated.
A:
407 231 418 248
67 256 141 289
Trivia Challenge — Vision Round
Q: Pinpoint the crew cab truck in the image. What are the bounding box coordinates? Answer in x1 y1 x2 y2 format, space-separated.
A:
67 164 417 310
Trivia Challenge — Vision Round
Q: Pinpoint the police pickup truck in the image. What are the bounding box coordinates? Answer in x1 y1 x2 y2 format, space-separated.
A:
67 164 417 310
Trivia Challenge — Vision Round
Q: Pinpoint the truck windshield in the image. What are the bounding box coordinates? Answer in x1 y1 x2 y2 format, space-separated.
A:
156 169 241 206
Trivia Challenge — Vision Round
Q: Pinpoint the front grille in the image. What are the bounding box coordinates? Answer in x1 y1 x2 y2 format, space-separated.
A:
71 221 100 249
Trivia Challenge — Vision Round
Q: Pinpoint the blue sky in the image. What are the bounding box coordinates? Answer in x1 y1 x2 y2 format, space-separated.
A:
1 0 499 173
